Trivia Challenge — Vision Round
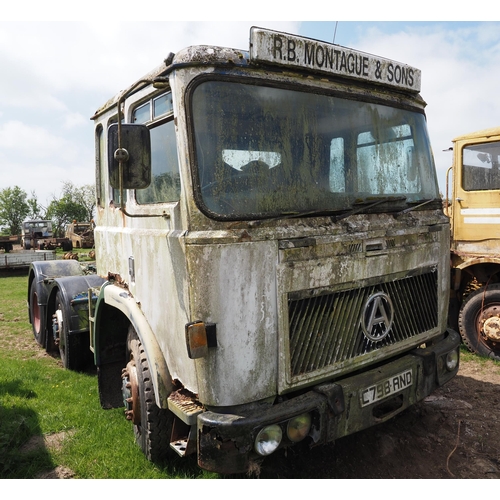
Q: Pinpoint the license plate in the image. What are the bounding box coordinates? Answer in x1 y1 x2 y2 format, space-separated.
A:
360 369 413 407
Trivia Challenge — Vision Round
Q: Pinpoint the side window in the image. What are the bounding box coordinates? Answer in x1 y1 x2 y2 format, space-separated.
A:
462 141 500 191
132 93 181 204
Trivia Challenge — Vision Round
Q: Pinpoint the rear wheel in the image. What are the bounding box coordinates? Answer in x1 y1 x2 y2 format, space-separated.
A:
30 281 45 347
121 327 174 462
53 291 88 371
458 284 500 361
61 240 73 252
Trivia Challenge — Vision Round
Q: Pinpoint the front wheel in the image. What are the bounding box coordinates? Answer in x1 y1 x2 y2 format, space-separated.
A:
458 284 500 360
121 327 174 462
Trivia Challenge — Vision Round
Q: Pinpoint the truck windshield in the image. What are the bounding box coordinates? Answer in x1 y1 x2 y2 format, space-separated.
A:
191 80 438 219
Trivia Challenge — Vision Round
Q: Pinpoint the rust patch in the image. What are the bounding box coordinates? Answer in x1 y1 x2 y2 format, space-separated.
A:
169 387 204 411
107 272 128 289
238 230 252 242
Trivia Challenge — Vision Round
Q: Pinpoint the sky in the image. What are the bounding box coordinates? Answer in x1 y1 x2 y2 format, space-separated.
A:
2 5 500 209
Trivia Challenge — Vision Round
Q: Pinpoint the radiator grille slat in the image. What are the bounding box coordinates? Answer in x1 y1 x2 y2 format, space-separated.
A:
288 271 438 377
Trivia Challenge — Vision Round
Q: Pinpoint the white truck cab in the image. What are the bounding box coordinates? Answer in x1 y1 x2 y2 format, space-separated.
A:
29 27 459 474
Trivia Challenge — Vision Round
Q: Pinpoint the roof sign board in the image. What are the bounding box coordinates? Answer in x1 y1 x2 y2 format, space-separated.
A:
249 27 421 93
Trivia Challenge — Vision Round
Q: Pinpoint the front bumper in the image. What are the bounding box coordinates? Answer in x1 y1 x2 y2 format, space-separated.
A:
197 328 460 474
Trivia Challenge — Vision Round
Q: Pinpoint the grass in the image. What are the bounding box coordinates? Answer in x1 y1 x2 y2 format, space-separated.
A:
55 246 95 262
0 270 220 479
460 343 500 371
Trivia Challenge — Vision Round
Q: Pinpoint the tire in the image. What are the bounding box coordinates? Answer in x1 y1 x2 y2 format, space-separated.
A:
458 284 500 361
53 291 88 371
30 281 45 347
62 240 73 252
122 326 174 462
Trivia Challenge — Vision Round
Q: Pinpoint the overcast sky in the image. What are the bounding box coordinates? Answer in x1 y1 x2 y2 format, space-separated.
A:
2 7 500 208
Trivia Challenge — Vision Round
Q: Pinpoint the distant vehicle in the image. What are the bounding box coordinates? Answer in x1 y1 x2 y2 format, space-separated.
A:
0 235 18 253
22 220 72 251
65 221 94 248
446 126 500 360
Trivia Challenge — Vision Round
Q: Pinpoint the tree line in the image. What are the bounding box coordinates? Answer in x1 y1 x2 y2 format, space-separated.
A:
0 182 95 237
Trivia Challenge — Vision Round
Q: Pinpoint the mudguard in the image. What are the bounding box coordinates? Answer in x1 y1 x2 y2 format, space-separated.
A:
46 274 107 335
28 260 84 347
94 282 173 408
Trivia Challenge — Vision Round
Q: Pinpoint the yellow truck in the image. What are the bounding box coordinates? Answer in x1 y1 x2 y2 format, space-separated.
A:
65 221 94 248
446 126 500 360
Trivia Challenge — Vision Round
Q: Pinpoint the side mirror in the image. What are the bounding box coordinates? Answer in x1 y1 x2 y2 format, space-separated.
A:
107 123 151 189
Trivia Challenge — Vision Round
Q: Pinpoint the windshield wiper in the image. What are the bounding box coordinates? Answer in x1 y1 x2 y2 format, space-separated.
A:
244 197 408 227
331 196 407 222
247 208 349 227
395 198 441 216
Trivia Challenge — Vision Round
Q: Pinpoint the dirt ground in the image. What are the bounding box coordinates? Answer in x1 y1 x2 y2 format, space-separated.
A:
258 356 500 479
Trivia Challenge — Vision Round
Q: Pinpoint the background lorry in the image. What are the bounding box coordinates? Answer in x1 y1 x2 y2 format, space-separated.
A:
446 126 500 360
22 220 73 251
27 27 460 474
0 235 18 253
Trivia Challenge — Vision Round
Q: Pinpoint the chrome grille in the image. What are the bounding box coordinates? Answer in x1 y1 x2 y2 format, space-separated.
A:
288 271 438 377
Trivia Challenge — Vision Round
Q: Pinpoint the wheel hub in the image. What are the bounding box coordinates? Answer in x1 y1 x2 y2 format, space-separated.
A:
122 360 141 425
480 306 500 342
52 309 63 347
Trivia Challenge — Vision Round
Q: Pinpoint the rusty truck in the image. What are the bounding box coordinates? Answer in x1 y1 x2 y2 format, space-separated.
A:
22 219 73 251
446 126 500 360
27 27 460 474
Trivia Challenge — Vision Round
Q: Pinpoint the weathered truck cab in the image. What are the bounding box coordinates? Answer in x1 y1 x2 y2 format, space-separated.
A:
29 27 459 474
446 127 500 360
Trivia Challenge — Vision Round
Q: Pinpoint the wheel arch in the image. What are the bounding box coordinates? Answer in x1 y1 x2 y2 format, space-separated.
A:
28 260 84 347
453 258 500 294
94 282 173 409
45 273 107 337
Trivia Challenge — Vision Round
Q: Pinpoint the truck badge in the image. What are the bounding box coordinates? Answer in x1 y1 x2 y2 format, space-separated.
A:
361 292 394 342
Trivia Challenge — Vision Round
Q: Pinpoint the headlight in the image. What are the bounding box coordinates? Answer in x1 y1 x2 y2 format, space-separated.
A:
287 413 312 442
254 424 282 456
445 349 459 371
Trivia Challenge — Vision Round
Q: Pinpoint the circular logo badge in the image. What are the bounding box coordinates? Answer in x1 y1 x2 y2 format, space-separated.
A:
361 291 394 342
